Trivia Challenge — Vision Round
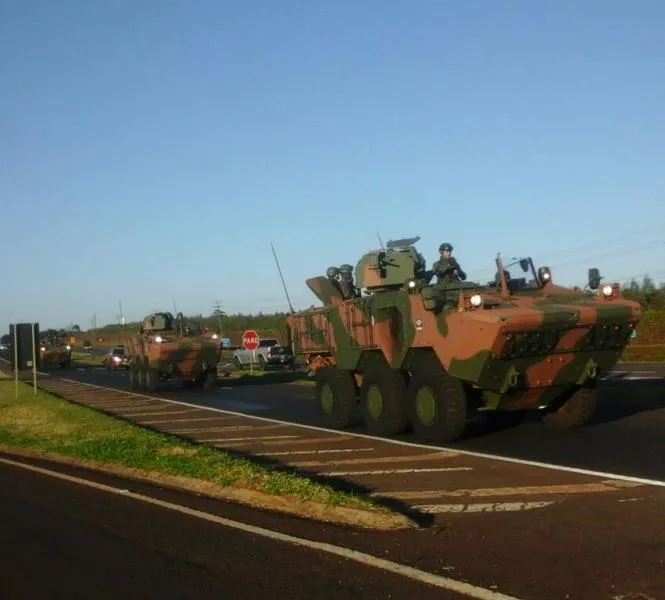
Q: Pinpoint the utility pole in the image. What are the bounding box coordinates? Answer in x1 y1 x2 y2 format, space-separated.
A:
212 301 225 337
118 300 125 325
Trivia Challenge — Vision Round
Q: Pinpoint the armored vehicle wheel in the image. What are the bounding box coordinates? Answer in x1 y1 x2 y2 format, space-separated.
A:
129 366 140 390
360 364 409 436
234 356 243 369
144 367 158 392
315 367 357 429
202 369 217 389
258 355 266 371
541 384 598 429
407 359 467 443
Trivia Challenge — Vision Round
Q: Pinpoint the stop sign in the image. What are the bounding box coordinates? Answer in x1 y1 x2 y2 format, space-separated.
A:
242 329 260 352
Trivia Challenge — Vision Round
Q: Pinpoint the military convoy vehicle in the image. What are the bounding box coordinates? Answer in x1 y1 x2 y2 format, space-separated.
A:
123 311 219 392
286 236 643 443
39 332 72 369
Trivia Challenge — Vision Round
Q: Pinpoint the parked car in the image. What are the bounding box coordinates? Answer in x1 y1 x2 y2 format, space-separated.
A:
103 346 128 369
232 338 294 370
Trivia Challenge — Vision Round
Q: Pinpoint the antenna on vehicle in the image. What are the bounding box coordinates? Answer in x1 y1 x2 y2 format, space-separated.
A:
271 242 295 314
376 232 385 249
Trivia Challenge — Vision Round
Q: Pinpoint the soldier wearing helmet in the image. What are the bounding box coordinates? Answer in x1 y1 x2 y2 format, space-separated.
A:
433 242 466 283
326 266 343 294
338 264 360 300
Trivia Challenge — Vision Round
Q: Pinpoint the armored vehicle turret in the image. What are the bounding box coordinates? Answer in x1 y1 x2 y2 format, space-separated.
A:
286 237 642 443
124 311 219 392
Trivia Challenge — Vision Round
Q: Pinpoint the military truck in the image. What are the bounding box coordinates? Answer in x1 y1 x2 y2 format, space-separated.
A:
286 236 642 443
124 311 219 392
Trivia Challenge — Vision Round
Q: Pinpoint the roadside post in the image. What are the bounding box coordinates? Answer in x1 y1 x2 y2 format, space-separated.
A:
242 329 260 374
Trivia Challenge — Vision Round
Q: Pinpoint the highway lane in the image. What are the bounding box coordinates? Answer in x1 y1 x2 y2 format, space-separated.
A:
0 458 474 600
58 362 665 481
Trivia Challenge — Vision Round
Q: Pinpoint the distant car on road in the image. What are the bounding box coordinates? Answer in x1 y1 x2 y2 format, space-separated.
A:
232 337 294 370
103 346 128 370
83 340 92 351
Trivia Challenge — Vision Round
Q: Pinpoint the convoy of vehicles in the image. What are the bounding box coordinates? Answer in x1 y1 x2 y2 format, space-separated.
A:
5 235 644 443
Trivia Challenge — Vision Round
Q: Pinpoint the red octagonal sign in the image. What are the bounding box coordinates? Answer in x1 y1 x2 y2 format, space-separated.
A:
242 329 260 352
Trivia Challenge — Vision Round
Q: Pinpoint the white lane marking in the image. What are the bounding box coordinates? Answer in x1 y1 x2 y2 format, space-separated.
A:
414 501 555 514
0 455 524 600
141 416 232 425
46 376 665 488
377 479 643 500
114 409 197 417
325 467 473 476
291 451 456 468
260 448 376 457
210 435 300 443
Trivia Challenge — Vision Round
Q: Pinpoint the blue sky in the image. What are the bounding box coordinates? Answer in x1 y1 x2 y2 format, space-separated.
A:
1 0 664 329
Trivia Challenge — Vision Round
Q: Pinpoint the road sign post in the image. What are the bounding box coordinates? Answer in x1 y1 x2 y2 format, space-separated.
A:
242 329 260 374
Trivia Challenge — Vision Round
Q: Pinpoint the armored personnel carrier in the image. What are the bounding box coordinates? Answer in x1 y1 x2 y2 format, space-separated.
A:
39 331 72 369
286 237 642 443
124 311 219 392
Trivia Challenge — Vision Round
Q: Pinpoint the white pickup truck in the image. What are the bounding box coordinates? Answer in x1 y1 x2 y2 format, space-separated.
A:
232 337 294 370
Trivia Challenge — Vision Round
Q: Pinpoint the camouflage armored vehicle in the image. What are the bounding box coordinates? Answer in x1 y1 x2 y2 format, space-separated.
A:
286 237 642 443
39 332 72 369
124 311 219 392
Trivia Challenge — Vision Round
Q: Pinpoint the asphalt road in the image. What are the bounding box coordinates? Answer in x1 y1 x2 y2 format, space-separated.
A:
59 361 665 481
0 457 470 600
3 360 665 599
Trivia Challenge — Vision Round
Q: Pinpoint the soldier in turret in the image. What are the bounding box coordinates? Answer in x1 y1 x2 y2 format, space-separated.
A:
338 264 360 299
326 266 343 294
433 242 467 283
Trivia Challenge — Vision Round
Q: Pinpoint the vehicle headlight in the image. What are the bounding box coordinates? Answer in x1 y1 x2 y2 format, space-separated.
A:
470 294 483 307
602 284 613 297
154 335 163 343
66 345 71 350
40 346 46 351
212 334 219 339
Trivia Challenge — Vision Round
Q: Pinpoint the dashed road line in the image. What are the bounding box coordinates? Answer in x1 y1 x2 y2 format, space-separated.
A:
141 416 234 425
413 501 555 514
324 467 474 476
259 448 376 457
210 435 300 443
291 451 456 468
377 480 643 500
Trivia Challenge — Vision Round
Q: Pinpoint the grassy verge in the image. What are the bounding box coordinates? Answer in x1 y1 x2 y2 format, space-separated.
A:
71 352 105 366
217 366 315 386
0 379 411 529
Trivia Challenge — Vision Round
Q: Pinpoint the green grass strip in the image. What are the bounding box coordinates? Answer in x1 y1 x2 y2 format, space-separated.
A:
0 379 374 510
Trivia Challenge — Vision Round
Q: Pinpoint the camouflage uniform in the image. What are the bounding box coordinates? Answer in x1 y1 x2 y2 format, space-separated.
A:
338 264 359 300
433 242 466 283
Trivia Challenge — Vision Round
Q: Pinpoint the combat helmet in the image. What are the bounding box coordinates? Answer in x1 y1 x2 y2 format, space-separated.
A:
439 242 453 252
338 264 353 274
326 266 340 278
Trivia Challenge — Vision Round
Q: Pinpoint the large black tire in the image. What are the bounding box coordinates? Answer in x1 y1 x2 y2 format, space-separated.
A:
407 358 468 443
144 366 158 392
542 384 598 428
360 364 409 436
315 367 358 429
128 365 140 390
203 369 217 389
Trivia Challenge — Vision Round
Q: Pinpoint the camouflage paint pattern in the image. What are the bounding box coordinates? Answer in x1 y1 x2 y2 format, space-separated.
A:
39 344 72 369
123 311 219 391
38 332 72 369
287 241 642 415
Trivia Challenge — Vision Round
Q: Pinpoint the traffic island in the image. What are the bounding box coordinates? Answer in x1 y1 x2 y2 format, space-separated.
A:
0 380 415 531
